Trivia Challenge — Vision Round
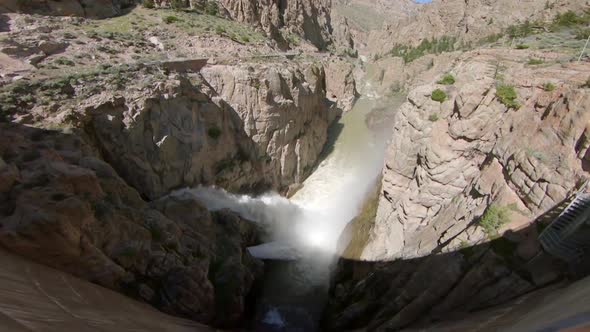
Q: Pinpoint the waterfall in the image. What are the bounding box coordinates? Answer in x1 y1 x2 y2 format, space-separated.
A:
169 97 390 259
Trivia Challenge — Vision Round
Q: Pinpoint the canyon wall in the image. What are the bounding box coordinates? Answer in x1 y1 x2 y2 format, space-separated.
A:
0 0 136 18
0 60 337 327
218 0 333 50
201 62 339 190
367 0 589 56
364 49 590 261
0 122 262 327
325 47 590 330
1 0 334 49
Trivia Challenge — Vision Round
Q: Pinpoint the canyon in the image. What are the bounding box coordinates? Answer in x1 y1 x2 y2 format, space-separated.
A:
0 0 590 331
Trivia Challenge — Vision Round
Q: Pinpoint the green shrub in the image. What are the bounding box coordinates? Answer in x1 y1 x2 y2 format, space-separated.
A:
388 35 457 63
584 76 590 88
553 10 587 27
479 33 504 45
576 28 590 40
527 58 544 65
171 0 186 10
515 44 530 49
428 113 440 122
431 89 447 103
205 1 218 15
479 204 512 237
142 0 155 8
54 57 75 66
208 126 222 139
437 73 456 85
506 20 535 39
163 15 180 24
241 35 250 43
496 84 520 109
543 82 556 91
545 1 554 10
215 25 226 35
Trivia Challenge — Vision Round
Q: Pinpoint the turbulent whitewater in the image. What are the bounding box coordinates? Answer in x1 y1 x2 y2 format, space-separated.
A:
171 97 389 260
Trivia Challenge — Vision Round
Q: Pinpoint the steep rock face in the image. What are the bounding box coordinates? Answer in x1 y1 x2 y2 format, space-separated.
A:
3 64 335 200
85 74 269 200
331 15 354 51
365 53 457 97
0 0 136 18
0 123 263 327
367 0 589 56
332 0 417 53
364 50 590 261
324 57 359 112
217 0 333 49
201 62 339 189
325 49 590 330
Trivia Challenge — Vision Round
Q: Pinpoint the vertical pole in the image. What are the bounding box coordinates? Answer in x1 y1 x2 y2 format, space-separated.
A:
579 35 590 62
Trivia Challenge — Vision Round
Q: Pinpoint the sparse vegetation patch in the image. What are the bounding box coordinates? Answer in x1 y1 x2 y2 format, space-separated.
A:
163 15 181 24
388 36 457 63
543 82 556 91
496 84 520 109
437 74 456 85
527 58 544 65
479 204 514 238
431 89 447 103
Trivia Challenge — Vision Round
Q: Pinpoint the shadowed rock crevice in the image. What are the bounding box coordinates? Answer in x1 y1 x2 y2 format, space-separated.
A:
324 220 571 331
0 122 264 328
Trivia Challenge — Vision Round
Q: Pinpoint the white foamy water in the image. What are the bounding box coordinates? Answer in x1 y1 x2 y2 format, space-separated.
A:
170 97 389 259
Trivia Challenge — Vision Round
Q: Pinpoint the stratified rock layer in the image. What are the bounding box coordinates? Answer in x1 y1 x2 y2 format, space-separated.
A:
326 48 590 331
365 49 590 261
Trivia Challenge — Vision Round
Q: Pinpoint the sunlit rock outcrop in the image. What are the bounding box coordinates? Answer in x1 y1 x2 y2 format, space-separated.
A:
325 48 590 331
218 0 333 50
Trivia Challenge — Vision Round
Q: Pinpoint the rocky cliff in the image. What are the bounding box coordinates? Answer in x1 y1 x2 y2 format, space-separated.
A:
201 62 339 190
332 0 417 54
2 60 337 198
0 41 337 329
0 0 136 18
0 121 262 327
0 0 334 50
218 0 333 50
325 47 590 330
364 49 590 261
367 0 589 57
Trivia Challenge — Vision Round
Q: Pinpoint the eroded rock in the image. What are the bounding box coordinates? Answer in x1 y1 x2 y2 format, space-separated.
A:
0 123 263 327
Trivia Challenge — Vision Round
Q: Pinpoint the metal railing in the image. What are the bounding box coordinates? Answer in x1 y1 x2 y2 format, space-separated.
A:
539 192 590 263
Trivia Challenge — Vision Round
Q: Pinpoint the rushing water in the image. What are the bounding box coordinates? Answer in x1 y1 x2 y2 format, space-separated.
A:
171 94 403 331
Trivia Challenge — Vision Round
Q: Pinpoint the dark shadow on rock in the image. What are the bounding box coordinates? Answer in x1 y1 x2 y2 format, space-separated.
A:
320 120 345 160
323 208 590 332
0 121 265 329
0 14 9 32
